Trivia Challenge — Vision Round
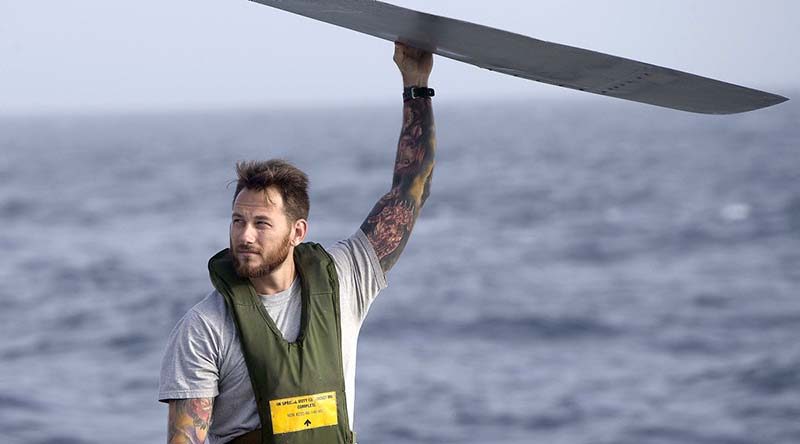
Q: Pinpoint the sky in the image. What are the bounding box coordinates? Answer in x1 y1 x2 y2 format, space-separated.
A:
1 0 798 114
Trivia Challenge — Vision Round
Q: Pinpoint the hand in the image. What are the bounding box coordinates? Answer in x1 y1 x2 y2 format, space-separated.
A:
394 42 433 87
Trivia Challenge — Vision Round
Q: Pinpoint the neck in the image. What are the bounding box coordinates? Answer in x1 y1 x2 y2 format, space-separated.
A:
249 252 296 295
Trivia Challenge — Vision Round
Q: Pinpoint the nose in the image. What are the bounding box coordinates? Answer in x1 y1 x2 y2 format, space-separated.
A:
242 223 257 245
233 222 256 245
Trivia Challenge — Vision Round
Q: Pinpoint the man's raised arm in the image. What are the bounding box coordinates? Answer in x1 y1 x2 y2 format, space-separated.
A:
361 43 436 274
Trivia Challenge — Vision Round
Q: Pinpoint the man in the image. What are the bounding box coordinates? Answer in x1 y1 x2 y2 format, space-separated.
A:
159 43 435 444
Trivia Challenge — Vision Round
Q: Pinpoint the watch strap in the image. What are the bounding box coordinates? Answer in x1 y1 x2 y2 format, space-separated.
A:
403 86 435 101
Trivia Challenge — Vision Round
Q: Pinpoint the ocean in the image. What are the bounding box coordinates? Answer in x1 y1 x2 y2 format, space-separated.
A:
1 96 798 444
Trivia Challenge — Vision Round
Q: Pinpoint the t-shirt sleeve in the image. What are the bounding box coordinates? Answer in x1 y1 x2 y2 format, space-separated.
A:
327 228 388 322
158 305 222 402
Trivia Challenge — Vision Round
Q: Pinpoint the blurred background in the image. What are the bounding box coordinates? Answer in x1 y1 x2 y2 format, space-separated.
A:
1 1 798 443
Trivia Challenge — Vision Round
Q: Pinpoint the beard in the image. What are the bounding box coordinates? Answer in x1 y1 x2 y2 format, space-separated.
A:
230 231 293 279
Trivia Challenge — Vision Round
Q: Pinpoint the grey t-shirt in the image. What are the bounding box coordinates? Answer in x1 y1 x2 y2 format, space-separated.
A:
158 230 387 443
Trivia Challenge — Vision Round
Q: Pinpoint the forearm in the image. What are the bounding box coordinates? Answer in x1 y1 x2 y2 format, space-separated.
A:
361 96 436 271
168 398 213 444
391 97 435 207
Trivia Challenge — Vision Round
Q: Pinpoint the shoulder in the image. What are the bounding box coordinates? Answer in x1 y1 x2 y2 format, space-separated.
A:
159 292 228 402
324 230 388 322
189 290 229 323
325 229 387 288
168 291 230 342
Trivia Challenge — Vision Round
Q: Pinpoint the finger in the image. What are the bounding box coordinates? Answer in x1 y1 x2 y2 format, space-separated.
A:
393 43 403 62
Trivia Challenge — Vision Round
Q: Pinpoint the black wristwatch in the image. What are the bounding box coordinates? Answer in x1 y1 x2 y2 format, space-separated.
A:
403 86 435 102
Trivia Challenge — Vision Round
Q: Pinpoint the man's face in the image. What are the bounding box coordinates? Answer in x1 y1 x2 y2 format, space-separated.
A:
230 187 295 278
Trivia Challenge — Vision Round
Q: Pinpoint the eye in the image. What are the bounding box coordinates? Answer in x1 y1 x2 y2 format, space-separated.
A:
256 221 271 228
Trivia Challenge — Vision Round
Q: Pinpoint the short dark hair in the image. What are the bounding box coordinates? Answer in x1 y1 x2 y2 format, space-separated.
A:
233 159 310 222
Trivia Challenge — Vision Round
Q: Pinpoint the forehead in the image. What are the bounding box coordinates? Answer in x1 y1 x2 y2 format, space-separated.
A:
233 187 285 215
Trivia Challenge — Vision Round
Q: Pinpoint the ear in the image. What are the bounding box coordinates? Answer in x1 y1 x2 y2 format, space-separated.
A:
291 219 308 246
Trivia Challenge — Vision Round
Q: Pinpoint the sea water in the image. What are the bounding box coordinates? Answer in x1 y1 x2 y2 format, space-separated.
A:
1 97 798 444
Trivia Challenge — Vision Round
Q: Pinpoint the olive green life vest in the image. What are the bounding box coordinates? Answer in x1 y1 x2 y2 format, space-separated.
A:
208 243 355 444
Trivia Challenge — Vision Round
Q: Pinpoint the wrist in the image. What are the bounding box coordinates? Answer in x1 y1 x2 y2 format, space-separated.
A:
403 86 434 102
402 76 428 88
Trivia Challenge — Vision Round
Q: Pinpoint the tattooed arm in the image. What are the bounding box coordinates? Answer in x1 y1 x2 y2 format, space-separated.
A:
167 398 213 444
361 43 436 273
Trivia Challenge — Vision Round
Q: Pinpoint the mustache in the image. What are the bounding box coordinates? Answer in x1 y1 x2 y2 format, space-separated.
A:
234 245 261 254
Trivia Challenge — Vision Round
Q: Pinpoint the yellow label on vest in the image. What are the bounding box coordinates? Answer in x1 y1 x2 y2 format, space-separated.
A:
269 391 339 434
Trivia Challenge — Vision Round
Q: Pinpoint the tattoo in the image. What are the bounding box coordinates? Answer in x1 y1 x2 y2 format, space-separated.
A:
168 398 213 444
365 189 416 258
362 98 435 272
